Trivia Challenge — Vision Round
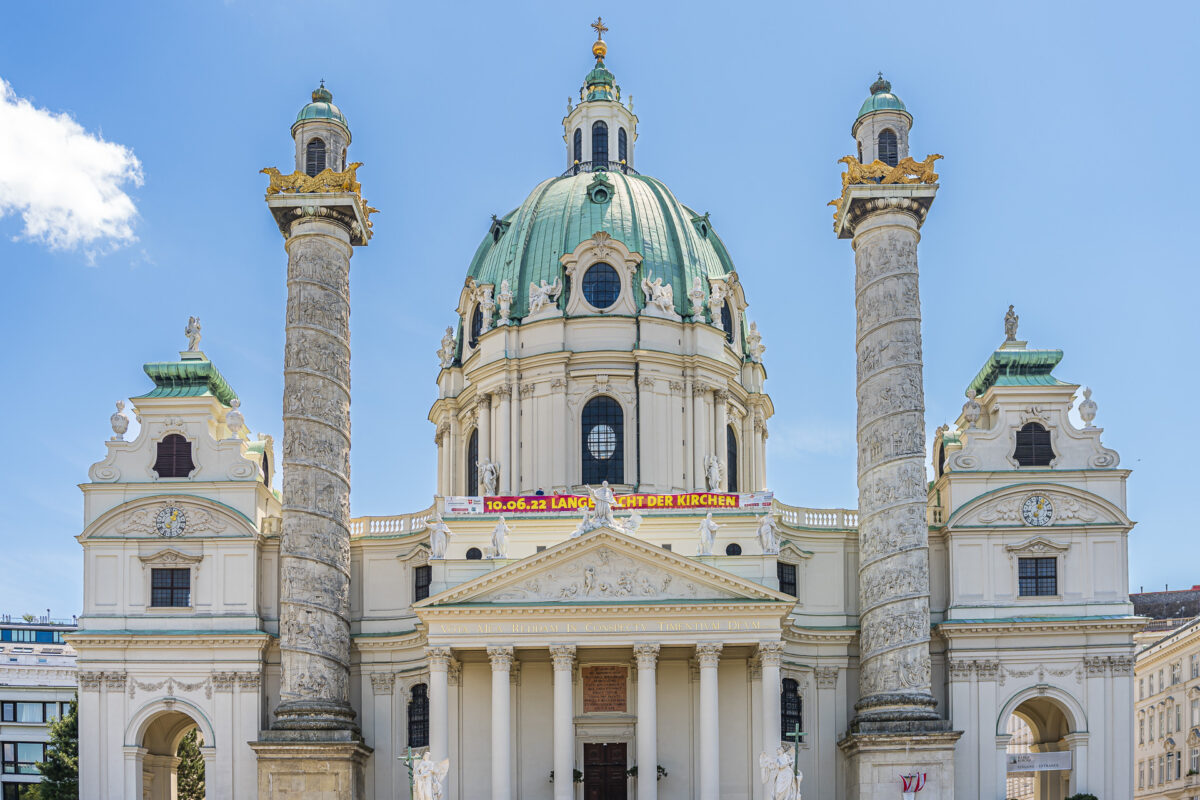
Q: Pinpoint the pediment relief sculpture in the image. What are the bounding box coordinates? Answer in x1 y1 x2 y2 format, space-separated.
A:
137 548 204 567
953 489 1120 529
107 500 229 539
474 546 732 603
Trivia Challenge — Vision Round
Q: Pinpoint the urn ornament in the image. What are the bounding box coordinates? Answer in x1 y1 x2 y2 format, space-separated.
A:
962 389 982 428
1078 386 1097 428
110 400 130 440
226 398 245 438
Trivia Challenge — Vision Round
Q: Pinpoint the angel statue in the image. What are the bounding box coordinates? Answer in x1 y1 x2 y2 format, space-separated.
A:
413 751 451 800
185 316 202 351
489 516 513 559
477 459 499 496
437 326 456 368
528 277 562 313
620 508 643 536
428 513 453 559
757 512 781 555
704 454 724 492
759 745 802 800
697 511 719 556
587 480 618 527
641 270 674 313
687 276 706 321
496 279 514 324
571 503 597 538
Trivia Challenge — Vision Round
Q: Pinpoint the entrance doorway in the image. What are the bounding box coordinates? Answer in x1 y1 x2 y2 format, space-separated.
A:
1004 697 1074 800
583 742 627 800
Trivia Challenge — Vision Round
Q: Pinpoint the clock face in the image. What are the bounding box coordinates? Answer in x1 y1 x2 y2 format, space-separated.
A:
1021 495 1054 526
155 505 188 538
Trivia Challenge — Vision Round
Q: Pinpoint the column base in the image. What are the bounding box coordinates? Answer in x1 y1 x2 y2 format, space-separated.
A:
837 727 961 800
251 730 372 800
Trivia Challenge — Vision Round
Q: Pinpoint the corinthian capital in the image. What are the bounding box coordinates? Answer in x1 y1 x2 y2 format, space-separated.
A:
633 643 660 670
758 641 784 668
550 644 577 671
695 643 723 667
426 646 454 670
476 393 491 410
487 646 515 670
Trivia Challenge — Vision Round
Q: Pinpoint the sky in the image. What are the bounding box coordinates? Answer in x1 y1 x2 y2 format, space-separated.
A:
0 1 1196 617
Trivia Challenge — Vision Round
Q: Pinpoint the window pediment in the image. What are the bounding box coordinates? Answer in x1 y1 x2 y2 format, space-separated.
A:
138 548 203 568
1005 535 1069 556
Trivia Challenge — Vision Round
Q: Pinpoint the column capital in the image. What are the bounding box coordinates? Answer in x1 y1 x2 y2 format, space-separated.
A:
476 393 492 409
814 665 839 689
427 646 454 670
713 388 729 403
488 645 515 670
633 643 660 670
369 672 396 695
757 641 784 668
494 383 513 398
695 643 723 667
549 644 577 671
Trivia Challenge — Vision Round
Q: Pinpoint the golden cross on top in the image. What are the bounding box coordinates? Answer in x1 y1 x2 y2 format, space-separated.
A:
591 16 608 40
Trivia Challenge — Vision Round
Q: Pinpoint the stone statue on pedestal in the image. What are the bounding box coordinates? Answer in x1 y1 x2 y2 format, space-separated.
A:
497 279 513 325
1004 304 1019 342
704 454 724 492
478 459 499 496
641 271 674 314
688 276 707 321
428 513 453 559
437 326 456 368
528 277 562 313
184 316 202 351
697 511 719 555
490 516 512 559
757 512 780 554
413 752 450 800
587 480 617 527
759 745 802 800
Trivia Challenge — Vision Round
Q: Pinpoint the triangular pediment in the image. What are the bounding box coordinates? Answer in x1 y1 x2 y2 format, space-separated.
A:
418 526 793 606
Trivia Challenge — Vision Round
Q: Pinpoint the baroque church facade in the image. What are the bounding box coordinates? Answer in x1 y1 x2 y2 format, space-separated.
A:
70 28 1138 800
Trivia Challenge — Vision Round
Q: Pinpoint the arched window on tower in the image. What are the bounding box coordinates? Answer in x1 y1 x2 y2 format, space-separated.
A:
877 129 898 167
1013 422 1054 467
591 121 608 165
573 128 583 169
618 127 628 165
781 678 802 741
305 138 327 176
407 684 429 748
582 396 624 485
153 434 195 478
466 429 479 495
727 425 739 493
721 304 735 344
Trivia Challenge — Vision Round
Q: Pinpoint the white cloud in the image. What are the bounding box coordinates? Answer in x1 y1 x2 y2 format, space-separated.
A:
0 78 143 259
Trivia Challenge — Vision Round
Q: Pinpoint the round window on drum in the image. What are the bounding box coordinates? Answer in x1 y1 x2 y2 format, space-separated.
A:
581 263 621 310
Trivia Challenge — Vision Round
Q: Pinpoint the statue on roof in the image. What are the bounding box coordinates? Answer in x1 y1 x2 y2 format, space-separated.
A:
428 513 453 559
529 277 562 314
757 512 781 555
497 279 514 325
489 516 512 559
1004 304 1019 342
641 271 674 314
437 326 456 368
697 511 720 556
688 277 707 321
185 316 202 351
587 480 617 527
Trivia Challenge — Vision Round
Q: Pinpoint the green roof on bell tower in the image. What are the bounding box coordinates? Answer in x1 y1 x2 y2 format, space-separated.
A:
293 82 350 133
856 74 910 121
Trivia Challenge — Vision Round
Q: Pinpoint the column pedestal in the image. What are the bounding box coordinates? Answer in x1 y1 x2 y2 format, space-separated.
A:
251 733 372 800
838 731 959 800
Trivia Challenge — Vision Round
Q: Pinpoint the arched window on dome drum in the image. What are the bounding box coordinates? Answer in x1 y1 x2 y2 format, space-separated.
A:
305 138 326 176
781 678 802 741
721 303 735 344
582 396 624 485
154 434 195 478
1013 422 1054 467
618 127 627 164
592 121 608 165
466 429 479 495
936 442 946 477
407 684 429 748
582 263 620 310
877 129 898 167
573 128 583 168
727 425 739 493
468 305 483 348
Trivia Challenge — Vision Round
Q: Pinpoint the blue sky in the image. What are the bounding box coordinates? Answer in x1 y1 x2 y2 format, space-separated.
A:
0 1 1196 616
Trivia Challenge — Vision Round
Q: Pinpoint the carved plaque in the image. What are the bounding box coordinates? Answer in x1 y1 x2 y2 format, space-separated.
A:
582 665 627 713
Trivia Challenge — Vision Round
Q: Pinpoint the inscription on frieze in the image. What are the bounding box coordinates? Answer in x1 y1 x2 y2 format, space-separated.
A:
582 665 628 712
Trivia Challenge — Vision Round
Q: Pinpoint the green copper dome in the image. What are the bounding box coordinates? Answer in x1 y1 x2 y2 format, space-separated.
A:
293 83 350 133
466 170 737 320
856 74 909 121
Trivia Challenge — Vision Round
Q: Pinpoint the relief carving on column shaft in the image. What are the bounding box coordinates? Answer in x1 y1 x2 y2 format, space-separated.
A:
860 558 930 609
854 232 918 289
285 283 350 337
858 609 929 659
856 277 921 334
280 518 351 566
814 666 839 689
284 329 350 388
487 646 515 670
282 422 351 476
281 655 349 702
695 643 723 668
550 644 577 671
857 368 925 425
288 242 351 296
633 643 660 670
857 504 927 562
278 604 351 655
859 647 931 696
856 326 923 383
284 384 350 429
859 461 927 514
858 416 926 468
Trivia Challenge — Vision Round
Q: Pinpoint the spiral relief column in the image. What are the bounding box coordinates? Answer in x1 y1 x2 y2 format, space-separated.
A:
252 84 374 799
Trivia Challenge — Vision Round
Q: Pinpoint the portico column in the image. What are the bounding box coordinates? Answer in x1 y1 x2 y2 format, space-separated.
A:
692 383 708 490
496 384 512 493
427 647 452 763
489 646 515 800
759 643 783 760
634 643 660 800
550 645 577 800
697 643 723 800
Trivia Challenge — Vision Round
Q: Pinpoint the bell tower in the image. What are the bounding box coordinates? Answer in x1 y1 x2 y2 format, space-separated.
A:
852 74 911 166
562 17 638 173
251 84 374 799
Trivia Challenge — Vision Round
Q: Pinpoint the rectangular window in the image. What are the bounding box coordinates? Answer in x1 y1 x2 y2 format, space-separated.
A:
0 702 47 724
1176 704 1182 731
1160 710 1166 737
1139 717 1145 744
1 741 46 774
1150 674 1156 694
1149 757 1155 784
1149 713 1155 739
777 562 797 598
150 568 191 607
1192 747 1199 774
1139 677 1145 699
1138 760 1144 788
1017 557 1057 596
1192 653 1199 679
10 630 35 643
1192 698 1199 726
4 784 40 800
1172 662 1182 684
1159 754 1165 783
413 565 432 603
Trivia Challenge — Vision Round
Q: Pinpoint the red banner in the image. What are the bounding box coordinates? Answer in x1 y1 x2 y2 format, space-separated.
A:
480 492 747 514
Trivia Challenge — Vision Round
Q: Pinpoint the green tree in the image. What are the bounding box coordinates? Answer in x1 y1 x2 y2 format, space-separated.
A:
35 695 78 800
176 728 206 800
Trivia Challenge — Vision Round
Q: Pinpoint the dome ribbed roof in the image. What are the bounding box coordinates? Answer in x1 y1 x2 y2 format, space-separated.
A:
466 170 737 320
293 84 350 133
855 74 909 121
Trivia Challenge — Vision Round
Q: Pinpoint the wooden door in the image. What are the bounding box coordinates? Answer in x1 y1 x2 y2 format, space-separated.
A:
583 742 628 800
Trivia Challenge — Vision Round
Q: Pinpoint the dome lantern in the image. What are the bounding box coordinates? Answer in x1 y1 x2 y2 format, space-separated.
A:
851 73 913 167
563 19 638 173
291 81 352 177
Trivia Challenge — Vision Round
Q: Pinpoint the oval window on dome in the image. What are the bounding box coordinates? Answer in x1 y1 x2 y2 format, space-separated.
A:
582 263 620 310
